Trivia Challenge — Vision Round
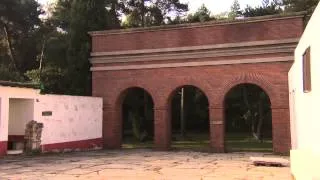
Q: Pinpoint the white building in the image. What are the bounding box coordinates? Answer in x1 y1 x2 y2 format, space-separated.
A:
289 4 320 180
0 81 103 156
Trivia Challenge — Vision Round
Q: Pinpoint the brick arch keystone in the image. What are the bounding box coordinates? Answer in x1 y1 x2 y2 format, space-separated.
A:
104 83 159 111
216 73 278 108
162 77 214 108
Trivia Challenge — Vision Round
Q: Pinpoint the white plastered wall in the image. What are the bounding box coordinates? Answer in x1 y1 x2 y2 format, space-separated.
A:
34 94 103 145
0 86 102 147
289 4 320 153
289 3 320 179
0 86 39 142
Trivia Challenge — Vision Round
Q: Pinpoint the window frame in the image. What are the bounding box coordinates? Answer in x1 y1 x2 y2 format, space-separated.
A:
302 47 311 93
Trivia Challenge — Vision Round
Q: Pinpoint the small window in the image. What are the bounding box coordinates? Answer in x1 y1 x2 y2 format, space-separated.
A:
303 47 311 93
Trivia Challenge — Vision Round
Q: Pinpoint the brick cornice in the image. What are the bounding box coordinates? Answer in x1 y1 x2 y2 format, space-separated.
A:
90 56 293 71
91 38 298 58
90 39 297 68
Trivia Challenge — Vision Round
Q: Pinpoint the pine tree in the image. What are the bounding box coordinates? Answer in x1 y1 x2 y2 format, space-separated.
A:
67 0 108 95
228 0 241 19
283 0 319 13
121 0 188 27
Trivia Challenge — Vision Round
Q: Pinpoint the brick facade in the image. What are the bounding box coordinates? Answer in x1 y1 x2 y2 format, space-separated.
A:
90 14 305 153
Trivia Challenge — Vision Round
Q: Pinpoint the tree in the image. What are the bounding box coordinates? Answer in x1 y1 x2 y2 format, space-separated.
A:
283 0 319 13
0 0 43 75
243 0 283 17
105 0 121 29
121 0 188 27
51 0 73 32
228 0 242 19
25 25 70 94
187 4 214 23
66 0 109 95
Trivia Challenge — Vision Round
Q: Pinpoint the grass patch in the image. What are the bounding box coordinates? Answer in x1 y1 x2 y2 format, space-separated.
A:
226 133 273 152
171 133 211 152
121 133 273 152
122 137 154 149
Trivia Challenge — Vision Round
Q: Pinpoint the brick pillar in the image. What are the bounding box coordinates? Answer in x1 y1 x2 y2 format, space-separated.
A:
154 106 171 150
0 141 7 156
103 107 122 149
210 107 225 153
272 108 291 154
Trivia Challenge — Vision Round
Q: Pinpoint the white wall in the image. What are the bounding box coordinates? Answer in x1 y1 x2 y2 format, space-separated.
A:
0 86 103 147
34 94 103 145
289 4 320 152
289 3 320 179
0 86 39 142
8 99 34 136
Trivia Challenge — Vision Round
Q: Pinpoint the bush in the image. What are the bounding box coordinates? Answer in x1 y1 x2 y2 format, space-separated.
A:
25 66 67 94
0 64 24 82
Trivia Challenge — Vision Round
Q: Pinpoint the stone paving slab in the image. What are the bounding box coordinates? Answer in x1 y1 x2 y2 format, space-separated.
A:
0 149 290 180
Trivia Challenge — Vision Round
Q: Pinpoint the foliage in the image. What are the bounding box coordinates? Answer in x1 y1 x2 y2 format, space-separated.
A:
0 64 24 82
243 0 283 17
121 0 188 27
66 0 109 95
187 4 214 23
0 0 43 74
228 0 242 19
51 0 73 32
283 0 319 13
25 66 67 94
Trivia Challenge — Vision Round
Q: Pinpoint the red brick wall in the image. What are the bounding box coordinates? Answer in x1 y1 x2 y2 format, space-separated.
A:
0 141 7 156
91 17 303 52
91 15 304 153
92 62 292 153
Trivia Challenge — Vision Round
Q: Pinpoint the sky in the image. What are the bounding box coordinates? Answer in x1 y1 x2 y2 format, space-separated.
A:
37 0 262 15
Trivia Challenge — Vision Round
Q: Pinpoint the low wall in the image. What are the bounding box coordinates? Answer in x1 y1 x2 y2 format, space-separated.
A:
34 94 103 152
0 85 103 156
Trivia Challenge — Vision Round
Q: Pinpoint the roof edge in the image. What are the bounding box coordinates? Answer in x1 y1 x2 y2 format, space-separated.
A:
89 11 307 36
0 81 40 89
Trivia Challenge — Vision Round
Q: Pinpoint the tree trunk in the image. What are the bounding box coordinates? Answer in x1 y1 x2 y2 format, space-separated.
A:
140 0 145 27
3 24 18 71
143 91 148 131
180 88 186 138
242 86 255 135
256 94 264 142
39 38 46 81
110 0 119 29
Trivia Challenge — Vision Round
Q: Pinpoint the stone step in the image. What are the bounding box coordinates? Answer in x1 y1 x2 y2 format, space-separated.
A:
250 157 290 167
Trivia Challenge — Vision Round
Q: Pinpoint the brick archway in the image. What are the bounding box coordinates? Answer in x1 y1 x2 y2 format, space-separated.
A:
164 84 211 149
92 14 303 153
102 86 156 149
210 74 290 153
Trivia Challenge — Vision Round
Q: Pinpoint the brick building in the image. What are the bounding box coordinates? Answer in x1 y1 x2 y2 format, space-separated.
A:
90 13 305 153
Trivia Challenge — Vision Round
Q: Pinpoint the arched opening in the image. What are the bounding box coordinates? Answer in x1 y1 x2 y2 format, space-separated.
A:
170 85 210 151
121 87 154 149
224 83 272 152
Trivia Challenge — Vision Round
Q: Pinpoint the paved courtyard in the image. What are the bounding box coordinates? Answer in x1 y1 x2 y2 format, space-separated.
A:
0 149 291 180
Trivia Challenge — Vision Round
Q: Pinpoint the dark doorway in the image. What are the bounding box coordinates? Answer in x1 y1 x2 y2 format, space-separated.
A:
122 87 154 149
170 85 210 151
224 83 272 152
